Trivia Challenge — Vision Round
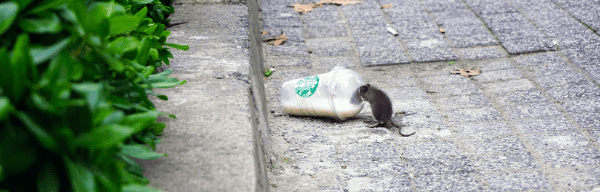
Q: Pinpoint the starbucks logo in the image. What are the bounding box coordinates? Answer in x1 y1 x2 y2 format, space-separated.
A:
295 75 319 98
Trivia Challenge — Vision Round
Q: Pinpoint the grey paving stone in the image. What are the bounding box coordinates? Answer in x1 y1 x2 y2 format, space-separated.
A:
413 173 485 191
404 38 459 62
393 98 437 113
359 51 411 66
513 116 577 134
340 174 412 191
421 0 468 12
265 41 309 56
396 27 445 40
474 152 540 173
340 0 379 11
479 12 527 24
368 76 420 88
502 38 557 55
350 23 389 36
543 148 600 168
435 94 493 110
400 112 445 126
560 42 600 67
528 10 575 26
546 82 600 101
454 121 513 138
306 21 347 38
421 74 469 85
473 69 523 83
293 145 339 173
481 61 515 72
528 131 591 150
302 5 340 21
494 89 548 106
547 167 600 191
404 142 459 159
487 22 547 42
283 129 333 145
534 72 590 89
377 0 421 7
444 24 499 48
566 5 600 31
514 52 567 66
430 82 483 97
458 47 507 60
343 8 383 19
503 102 562 120
386 87 430 100
483 171 553 191
339 142 401 162
521 62 577 77
409 155 476 175
480 79 536 94
448 107 502 123
268 69 311 80
590 130 600 142
266 56 311 67
432 10 480 26
262 11 301 22
312 56 359 70
354 35 404 53
262 27 305 42
262 15 303 29
386 10 433 23
568 111 600 129
346 14 387 26
467 136 528 154
307 39 355 56
393 20 439 29
553 30 600 49
467 0 519 14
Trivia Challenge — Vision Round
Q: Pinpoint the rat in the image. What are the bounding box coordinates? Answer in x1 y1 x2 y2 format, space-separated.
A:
358 84 415 137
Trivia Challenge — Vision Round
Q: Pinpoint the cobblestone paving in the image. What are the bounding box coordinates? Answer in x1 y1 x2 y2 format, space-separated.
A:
262 0 600 191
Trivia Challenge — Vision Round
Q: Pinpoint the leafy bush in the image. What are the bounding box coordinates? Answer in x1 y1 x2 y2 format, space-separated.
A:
0 0 188 191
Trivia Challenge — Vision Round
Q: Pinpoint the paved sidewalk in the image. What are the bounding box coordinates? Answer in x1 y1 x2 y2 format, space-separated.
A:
262 0 600 191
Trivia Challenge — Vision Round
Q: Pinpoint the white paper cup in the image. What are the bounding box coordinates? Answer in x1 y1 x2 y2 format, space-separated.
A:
280 66 365 121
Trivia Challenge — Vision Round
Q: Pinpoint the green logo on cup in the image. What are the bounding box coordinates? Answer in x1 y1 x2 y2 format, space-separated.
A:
295 75 319 98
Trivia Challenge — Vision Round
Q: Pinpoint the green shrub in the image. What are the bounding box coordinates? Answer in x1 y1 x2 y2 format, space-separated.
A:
0 0 188 191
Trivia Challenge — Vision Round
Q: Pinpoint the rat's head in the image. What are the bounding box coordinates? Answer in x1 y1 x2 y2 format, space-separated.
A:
358 84 371 96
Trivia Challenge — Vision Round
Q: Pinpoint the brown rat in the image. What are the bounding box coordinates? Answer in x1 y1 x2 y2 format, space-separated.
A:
359 84 415 137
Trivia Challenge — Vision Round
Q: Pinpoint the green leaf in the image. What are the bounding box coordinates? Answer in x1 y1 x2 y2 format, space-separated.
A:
149 48 159 60
37 162 60 192
31 92 56 112
84 5 110 37
134 7 148 20
109 15 139 35
0 97 13 120
30 38 69 65
64 157 95 192
15 112 59 152
28 0 72 14
0 2 18 35
101 111 124 126
145 75 186 88
19 13 62 33
14 0 33 11
10 34 33 101
72 83 104 111
149 122 166 136
0 48 12 98
122 184 161 192
108 36 141 55
164 43 189 50
135 37 152 65
120 111 159 132
153 68 172 77
121 144 165 160
75 124 136 148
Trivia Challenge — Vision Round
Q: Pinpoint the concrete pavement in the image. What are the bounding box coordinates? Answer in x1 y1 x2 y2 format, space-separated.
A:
262 0 600 191
137 0 600 191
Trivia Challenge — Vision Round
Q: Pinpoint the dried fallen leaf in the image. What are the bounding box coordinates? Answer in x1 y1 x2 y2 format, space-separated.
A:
292 3 316 12
451 69 480 77
262 31 268 35
439 28 445 33
381 4 392 8
319 0 362 5
265 33 287 46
